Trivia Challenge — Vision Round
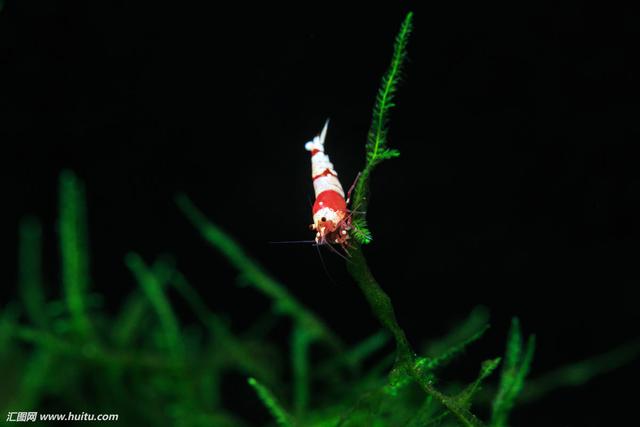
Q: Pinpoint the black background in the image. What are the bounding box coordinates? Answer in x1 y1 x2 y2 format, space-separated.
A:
1 2 639 426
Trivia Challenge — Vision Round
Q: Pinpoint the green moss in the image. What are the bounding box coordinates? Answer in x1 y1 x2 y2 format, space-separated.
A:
351 12 413 244
248 377 294 427
58 170 94 339
491 319 535 427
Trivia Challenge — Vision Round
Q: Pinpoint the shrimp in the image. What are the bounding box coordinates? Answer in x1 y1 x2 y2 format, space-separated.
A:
304 120 352 248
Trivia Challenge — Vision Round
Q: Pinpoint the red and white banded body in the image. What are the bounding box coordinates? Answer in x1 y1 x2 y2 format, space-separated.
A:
305 120 351 246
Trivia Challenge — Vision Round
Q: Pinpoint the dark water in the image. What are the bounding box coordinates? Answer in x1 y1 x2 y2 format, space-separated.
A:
1 3 638 426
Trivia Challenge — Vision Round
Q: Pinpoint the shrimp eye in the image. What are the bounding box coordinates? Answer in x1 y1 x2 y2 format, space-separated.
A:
321 217 326 222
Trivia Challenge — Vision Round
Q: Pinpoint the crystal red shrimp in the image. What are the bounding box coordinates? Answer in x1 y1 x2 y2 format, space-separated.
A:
305 120 352 247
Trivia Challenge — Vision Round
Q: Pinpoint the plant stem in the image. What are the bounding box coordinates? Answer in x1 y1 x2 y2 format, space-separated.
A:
346 244 413 364
346 243 488 426
176 193 343 351
59 170 93 339
410 370 485 427
292 324 312 418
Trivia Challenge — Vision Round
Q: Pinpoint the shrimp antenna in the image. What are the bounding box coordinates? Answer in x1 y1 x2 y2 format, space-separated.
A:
268 240 316 244
323 241 351 262
314 242 341 287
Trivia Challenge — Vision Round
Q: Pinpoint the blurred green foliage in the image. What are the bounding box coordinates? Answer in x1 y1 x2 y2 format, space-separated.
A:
2 169 639 426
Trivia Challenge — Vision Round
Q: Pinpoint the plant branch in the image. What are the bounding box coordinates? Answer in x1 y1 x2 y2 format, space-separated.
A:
58 170 94 339
351 12 413 244
344 12 490 427
176 193 343 351
346 246 413 363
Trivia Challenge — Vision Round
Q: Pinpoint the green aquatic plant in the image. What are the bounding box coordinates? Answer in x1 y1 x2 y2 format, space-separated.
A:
58 171 94 340
490 319 535 427
351 12 412 245
3 11 640 427
2 172 639 427
247 377 294 427
340 12 539 427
